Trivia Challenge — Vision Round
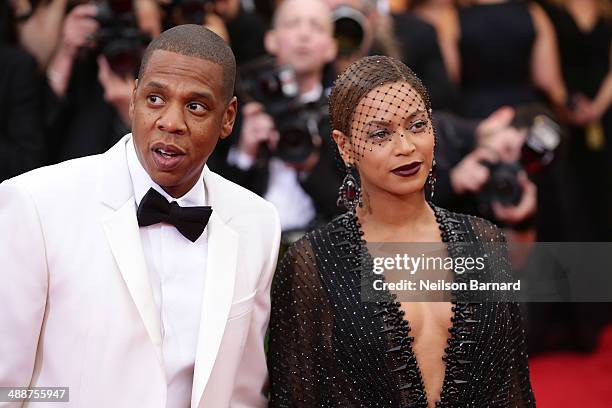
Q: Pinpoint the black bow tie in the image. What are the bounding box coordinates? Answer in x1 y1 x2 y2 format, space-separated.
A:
137 188 212 242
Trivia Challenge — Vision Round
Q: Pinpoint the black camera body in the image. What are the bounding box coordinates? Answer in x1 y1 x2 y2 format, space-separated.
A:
237 57 327 163
479 161 523 206
92 1 150 77
478 105 562 206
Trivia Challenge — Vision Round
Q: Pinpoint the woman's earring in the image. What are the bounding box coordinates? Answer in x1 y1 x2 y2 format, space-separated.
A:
337 165 361 213
426 158 437 200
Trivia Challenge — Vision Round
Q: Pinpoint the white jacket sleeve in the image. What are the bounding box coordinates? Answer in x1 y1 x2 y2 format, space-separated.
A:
229 205 281 407
0 180 48 401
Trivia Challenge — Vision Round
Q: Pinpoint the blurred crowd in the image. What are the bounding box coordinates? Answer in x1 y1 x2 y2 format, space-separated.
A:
1 0 611 351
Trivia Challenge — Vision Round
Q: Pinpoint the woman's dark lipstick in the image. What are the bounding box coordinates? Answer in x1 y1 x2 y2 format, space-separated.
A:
391 161 422 177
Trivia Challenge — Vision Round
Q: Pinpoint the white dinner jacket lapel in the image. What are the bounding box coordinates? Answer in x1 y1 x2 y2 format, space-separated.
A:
191 166 239 408
98 135 164 367
93 136 239 407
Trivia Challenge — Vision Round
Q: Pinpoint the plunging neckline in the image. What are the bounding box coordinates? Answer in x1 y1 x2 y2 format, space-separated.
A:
350 203 471 408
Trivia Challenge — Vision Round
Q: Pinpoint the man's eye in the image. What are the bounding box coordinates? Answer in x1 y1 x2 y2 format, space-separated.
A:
410 120 428 133
147 95 164 105
311 21 325 32
187 102 207 113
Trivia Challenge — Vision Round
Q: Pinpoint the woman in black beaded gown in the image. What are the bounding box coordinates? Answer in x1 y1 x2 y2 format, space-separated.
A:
267 56 535 407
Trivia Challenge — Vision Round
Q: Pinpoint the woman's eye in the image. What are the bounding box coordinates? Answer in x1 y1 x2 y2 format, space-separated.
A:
369 129 391 140
410 120 428 133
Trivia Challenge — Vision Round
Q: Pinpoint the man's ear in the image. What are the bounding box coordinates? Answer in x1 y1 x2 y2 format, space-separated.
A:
264 30 278 55
220 96 238 139
129 79 138 122
332 129 354 166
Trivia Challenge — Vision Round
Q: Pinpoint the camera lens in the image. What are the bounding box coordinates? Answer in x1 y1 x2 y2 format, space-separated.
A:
276 124 313 163
332 6 367 57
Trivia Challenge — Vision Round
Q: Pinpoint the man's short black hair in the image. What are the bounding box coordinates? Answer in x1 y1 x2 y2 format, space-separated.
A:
138 24 236 102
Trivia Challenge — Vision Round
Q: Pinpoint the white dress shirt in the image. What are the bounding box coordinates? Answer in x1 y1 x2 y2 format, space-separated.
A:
227 84 323 231
127 140 208 408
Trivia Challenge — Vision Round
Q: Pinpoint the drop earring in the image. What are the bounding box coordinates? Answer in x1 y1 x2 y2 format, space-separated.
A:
337 165 361 213
426 158 437 201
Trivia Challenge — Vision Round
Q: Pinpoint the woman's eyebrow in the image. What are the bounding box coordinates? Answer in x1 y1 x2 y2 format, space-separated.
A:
364 119 392 127
406 108 427 118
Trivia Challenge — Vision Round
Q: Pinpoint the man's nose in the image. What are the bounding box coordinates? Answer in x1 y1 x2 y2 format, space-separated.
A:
157 102 187 134
297 21 312 39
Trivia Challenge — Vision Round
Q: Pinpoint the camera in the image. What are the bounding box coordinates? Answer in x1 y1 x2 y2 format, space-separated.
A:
91 0 151 77
162 0 213 27
237 57 327 163
478 161 523 206
478 105 562 206
331 5 369 57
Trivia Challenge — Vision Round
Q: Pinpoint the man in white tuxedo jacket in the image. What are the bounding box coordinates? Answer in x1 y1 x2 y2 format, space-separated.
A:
0 25 280 407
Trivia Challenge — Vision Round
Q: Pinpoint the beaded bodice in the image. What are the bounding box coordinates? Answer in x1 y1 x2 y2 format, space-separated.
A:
268 205 535 407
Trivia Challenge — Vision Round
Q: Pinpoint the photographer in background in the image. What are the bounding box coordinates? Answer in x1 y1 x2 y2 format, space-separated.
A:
45 0 158 163
433 105 564 235
0 0 45 181
210 0 342 233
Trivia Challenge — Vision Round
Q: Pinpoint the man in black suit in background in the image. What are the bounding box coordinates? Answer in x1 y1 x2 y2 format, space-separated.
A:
209 0 343 233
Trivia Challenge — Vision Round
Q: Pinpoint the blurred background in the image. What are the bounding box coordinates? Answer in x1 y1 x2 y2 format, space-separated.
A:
1 0 610 405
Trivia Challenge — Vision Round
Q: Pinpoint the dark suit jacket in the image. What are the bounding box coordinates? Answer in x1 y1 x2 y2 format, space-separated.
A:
0 46 45 181
45 55 128 164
